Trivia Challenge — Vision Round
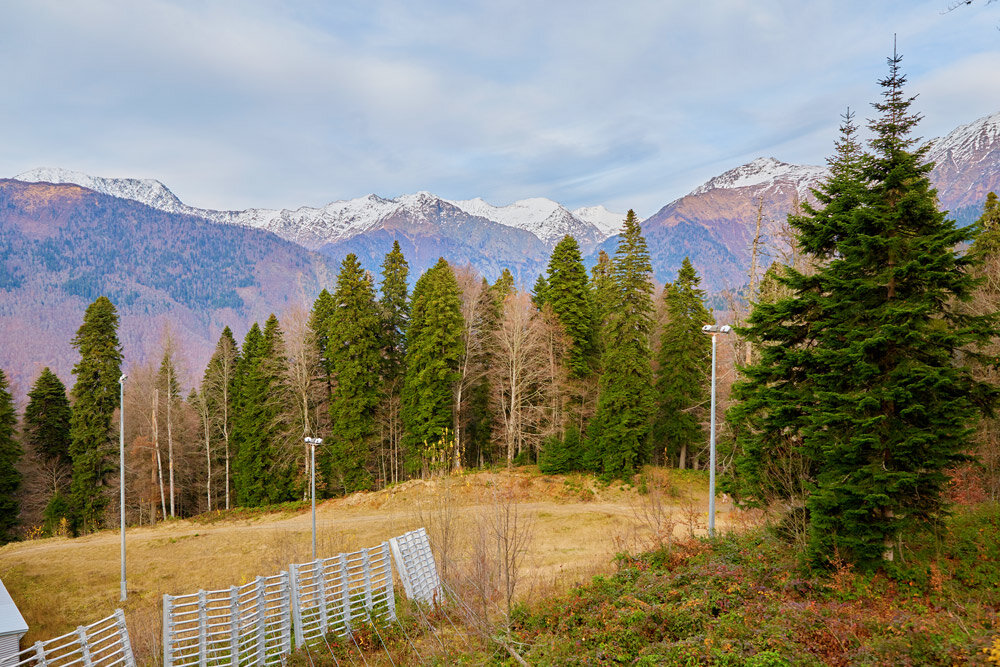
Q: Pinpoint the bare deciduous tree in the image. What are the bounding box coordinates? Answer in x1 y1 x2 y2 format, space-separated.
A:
201 329 238 509
489 291 551 463
453 266 491 472
282 303 322 494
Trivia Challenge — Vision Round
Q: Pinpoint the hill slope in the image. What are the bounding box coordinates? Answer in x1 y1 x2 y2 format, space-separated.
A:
0 179 336 393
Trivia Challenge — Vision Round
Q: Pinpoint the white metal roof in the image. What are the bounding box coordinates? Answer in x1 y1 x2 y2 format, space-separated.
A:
0 577 28 635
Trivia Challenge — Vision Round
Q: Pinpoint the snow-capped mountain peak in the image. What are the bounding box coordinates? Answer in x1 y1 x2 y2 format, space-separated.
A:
446 196 611 248
928 110 1000 170
448 196 561 228
16 167 185 212
691 157 827 197
572 205 627 237
12 167 621 250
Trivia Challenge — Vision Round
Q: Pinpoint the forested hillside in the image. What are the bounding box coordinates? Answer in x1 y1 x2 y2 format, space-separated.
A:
0 180 336 394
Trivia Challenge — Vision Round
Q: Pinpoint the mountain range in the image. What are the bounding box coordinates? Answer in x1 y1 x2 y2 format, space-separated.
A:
3 109 999 394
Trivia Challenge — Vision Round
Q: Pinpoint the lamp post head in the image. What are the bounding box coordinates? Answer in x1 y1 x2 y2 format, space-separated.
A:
702 324 731 335
119 374 127 384
304 437 323 445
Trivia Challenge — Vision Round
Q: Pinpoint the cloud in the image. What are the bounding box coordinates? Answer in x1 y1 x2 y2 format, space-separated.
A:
1 0 997 216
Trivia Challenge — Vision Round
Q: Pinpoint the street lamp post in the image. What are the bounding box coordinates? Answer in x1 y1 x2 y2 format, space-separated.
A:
119 373 127 602
304 437 322 559
701 324 731 538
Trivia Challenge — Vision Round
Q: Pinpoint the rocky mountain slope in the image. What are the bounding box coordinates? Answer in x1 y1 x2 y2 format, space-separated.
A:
594 111 1000 292
0 179 336 395
605 157 828 292
927 110 1000 225
15 169 620 255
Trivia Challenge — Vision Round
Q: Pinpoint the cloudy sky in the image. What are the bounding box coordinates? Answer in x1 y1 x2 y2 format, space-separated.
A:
2 1 999 217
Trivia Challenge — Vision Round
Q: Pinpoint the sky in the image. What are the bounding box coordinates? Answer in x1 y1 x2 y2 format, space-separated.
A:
2 1 999 218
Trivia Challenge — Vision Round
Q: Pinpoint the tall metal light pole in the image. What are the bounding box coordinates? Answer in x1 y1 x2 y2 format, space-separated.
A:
304 437 322 559
701 324 731 537
119 373 127 602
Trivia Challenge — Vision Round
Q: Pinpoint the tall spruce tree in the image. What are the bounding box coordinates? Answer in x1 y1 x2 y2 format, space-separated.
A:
531 274 549 310
0 368 21 543
324 254 382 493
970 192 1000 260
377 241 410 484
24 368 72 465
401 258 464 474
492 268 515 308
379 240 410 383
23 368 73 531
309 289 337 414
654 257 714 468
591 211 656 478
68 296 123 532
727 111 866 516
545 235 597 378
968 192 1000 500
590 250 616 337
232 317 295 505
731 54 996 568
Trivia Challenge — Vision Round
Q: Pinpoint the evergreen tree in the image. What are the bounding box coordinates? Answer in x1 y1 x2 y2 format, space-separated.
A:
23 368 72 465
309 289 337 406
531 274 549 310
401 259 464 474
539 424 582 474
68 296 123 532
376 241 410 484
232 317 295 505
463 278 497 467
324 254 382 494
23 368 73 532
727 110 865 515
654 258 714 468
0 368 21 543
590 250 616 336
970 192 1000 259
492 268 515 309
591 211 656 478
379 240 410 384
731 55 996 568
545 235 597 378
967 192 1000 501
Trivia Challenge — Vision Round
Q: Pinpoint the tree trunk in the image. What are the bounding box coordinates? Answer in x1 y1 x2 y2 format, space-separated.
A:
453 383 464 473
153 388 167 521
203 405 212 511
166 364 175 519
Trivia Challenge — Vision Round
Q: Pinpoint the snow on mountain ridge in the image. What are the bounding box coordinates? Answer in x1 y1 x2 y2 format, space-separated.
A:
927 110 1000 170
446 196 611 248
573 205 626 237
449 196 561 224
691 157 828 197
16 167 186 212
13 168 614 250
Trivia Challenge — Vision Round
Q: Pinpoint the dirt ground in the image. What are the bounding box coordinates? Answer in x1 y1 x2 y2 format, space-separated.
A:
0 468 735 660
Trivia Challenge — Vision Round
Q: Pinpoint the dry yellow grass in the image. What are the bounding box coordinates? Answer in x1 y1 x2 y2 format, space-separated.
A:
0 467 732 664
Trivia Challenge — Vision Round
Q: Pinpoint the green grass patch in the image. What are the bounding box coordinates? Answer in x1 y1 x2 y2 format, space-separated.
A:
186 500 310 524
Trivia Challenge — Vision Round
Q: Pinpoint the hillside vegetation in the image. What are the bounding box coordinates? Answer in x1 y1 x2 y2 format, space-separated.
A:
0 468 719 663
285 499 1000 666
